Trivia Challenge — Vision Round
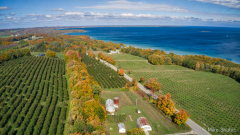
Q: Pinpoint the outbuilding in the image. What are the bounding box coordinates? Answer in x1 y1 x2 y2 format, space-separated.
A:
106 99 115 113
118 123 126 133
114 97 119 108
110 50 119 54
136 117 152 131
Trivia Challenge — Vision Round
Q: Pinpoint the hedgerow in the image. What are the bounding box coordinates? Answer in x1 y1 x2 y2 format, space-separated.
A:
65 50 106 135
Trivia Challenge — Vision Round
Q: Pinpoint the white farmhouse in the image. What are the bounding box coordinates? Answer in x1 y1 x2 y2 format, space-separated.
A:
106 99 115 113
136 117 152 131
118 123 126 133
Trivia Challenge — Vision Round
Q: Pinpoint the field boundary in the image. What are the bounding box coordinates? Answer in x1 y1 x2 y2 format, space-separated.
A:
98 58 211 135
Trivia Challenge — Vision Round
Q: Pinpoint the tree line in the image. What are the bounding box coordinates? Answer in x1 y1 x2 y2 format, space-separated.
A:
64 50 106 135
121 46 240 82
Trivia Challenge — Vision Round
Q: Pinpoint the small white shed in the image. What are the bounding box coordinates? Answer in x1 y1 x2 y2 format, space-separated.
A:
118 123 126 133
136 117 152 131
106 99 115 113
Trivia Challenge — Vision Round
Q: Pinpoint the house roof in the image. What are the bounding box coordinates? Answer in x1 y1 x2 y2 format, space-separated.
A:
106 99 115 112
137 117 150 127
118 123 126 130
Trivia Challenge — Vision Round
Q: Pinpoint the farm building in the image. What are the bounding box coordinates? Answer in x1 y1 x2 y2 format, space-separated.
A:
118 123 126 133
114 97 119 108
106 99 115 113
136 117 152 131
38 53 45 57
110 50 119 54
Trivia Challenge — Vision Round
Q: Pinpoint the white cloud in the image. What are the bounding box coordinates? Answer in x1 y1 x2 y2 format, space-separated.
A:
0 6 11 10
120 13 135 17
65 12 84 15
136 14 155 18
76 0 188 12
51 8 65 11
9 13 15 16
2 11 240 26
193 0 240 8
27 14 40 16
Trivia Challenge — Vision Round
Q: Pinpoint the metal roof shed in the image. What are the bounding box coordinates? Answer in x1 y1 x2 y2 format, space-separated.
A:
106 99 115 113
136 117 152 131
118 123 126 133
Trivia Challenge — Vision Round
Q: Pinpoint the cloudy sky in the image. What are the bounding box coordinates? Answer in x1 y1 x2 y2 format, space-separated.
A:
0 0 240 29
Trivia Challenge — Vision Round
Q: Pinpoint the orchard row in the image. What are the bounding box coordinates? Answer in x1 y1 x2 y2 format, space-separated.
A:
0 56 68 135
81 53 126 89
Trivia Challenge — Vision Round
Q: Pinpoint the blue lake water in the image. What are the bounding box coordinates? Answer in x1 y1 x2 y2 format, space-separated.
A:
65 27 240 64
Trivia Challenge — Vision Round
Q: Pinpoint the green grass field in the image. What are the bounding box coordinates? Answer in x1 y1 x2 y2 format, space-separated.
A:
101 88 191 135
0 35 11 38
102 53 240 135
31 52 65 59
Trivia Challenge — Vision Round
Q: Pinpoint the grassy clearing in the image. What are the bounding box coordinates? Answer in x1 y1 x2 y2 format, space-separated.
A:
101 89 191 135
101 53 240 135
31 52 65 59
0 35 11 38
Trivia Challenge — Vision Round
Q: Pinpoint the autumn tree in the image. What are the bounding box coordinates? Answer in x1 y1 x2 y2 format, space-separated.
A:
156 93 175 116
173 109 190 125
118 69 124 76
144 78 161 93
139 77 145 83
50 41 60 48
71 119 86 134
131 78 136 86
127 128 145 135
46 50 56 57
133 82 138 91
125 82 131 90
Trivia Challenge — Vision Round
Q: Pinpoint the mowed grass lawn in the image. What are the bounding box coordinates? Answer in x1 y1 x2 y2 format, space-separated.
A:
31 52 65 59
103 53 240 135
101 89 191 135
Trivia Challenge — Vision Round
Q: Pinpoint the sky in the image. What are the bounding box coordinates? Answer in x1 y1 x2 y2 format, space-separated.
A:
0 0 240 29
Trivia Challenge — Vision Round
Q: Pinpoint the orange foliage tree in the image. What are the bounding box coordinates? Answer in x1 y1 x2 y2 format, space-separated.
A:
64 50 81 62
139 77 145 83
106 56 116 65
144 78 161 93
173 109 190 125
118 69 124 76
155 93 175 116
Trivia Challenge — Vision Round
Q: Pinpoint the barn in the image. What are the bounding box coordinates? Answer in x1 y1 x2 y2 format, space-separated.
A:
118 123 126 133
136 117 152 131
106 99 115 113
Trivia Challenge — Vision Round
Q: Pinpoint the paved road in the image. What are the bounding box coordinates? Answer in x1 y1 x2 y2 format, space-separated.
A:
98 58 211 135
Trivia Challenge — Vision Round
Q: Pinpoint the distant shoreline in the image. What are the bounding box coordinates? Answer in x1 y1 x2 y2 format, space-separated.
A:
64 27 240 64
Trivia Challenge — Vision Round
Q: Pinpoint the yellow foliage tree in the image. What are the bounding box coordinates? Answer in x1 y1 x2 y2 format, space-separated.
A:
156 93 175 116
46 50 56 57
